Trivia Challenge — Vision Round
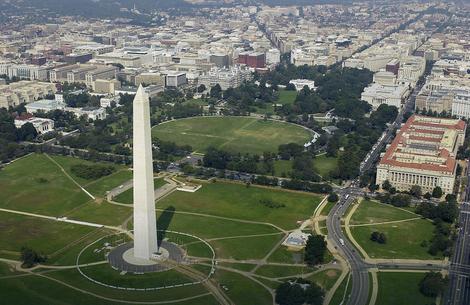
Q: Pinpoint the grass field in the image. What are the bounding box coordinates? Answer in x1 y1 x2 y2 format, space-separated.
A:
313 154 338 177
350 200 419 225
158 181 322 230
307 269 341 291
350 200 438 259
330 273 352 305
255 264 315 278
152 116 312 154
277 89 297 105
0 274 219 305
0 211 95 259
215 270 272 305
376 272 436 305
210 234 283 260
0 154 90 216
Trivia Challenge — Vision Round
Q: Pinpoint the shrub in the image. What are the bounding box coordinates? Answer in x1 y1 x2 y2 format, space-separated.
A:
70 163 115 180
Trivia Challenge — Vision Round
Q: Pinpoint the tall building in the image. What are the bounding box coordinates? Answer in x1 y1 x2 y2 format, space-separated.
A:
376 115 466 195
132 85 158 260
238 52 266 68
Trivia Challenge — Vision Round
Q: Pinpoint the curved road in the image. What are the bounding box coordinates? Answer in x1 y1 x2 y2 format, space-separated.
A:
327 188 370 305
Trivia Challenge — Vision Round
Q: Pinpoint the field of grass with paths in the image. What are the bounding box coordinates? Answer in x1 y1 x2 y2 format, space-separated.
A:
350 200 439 259
152 116 312 154
158 181 322 230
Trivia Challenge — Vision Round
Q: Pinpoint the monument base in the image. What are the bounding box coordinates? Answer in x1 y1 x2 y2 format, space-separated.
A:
108 241 184 273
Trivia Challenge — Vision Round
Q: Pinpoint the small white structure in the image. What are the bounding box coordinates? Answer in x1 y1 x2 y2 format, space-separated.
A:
282 231 311 250
289 79 317 91
100 95 121 108
15 116 54 134
66 107 107 121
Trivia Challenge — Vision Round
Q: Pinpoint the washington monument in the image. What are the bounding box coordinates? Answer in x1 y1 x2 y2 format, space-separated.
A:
133 85 158 260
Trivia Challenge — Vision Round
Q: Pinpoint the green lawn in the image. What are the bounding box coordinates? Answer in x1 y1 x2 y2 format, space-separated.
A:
350 220 439 259
156 211 279 239
255 265 314 278
277 89 297 105
114 178 168 205
215 270 272 305
349 200 439 259
330 273 352 305
308 269 341 291
46 267 215 303
0 211 95 258
66 201 131 226
152 116 312 154
350 200 419 225
0 274 218 305
376 272 436 305
267 245 304 264
210 234 283 260
0 154 90 216
313 154 338 177
158 181 322 230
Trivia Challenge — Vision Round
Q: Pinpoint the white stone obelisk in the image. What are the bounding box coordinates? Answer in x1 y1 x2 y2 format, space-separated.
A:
133 85 158 260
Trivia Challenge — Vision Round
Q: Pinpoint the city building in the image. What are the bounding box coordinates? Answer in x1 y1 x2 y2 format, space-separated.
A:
14 116 54 134
73 44 114 56
376 115 466 195
238 52 266 69
198 66 252 90
361 83 409 109
289 79 317 91
164 72 187 88
65 107 107 121
25 99 66 114
49 64 117 87
92 79 121 94
0 81 57 109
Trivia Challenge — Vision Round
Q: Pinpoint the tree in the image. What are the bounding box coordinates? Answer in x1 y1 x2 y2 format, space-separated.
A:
285 83 296 91
368 184 379 192
305 282 324 305
197 84 206 93
382 180 392 191
432 186 443 198
304 235 327 266
20 247 46 268
327 192 339 203
275 282 305 305
275 279 324 305
424 192 432 200
419 272 447 297
17 122 38 141
370 231 387 244
210 84 222 99
410 185 422 198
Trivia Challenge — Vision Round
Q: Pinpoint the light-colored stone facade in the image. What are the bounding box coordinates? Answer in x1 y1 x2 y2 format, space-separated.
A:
376 115 466 194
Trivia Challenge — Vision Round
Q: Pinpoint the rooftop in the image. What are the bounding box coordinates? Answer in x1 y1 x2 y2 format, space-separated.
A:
379 115 466 173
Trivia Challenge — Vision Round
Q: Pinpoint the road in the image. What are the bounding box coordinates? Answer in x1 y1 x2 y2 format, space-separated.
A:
444 162 470 305
445 203 470 305
327 188 370 305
